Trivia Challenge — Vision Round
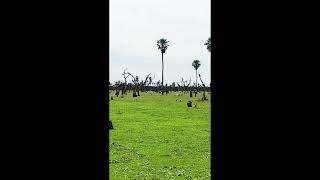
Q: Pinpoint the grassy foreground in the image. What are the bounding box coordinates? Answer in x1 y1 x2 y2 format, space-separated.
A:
109 91 211 179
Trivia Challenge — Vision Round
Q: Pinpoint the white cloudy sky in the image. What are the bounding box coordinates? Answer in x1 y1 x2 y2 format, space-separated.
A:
110 0 211 85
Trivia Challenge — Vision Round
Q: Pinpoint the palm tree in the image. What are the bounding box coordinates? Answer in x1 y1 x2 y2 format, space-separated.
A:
156 38 169 87
192 60 201 88
205 35 214 86
204 37 211 52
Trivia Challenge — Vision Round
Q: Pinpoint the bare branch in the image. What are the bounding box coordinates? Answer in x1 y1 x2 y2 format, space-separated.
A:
198 74 206 87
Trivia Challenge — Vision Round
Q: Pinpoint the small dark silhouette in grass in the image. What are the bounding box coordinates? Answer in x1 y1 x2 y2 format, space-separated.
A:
201 92 208 100
111 97 113 100
109 119 113 129
133 92 138 97
187 101 192 107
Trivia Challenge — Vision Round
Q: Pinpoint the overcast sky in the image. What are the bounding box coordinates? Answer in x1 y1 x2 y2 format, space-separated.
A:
110 0 211 85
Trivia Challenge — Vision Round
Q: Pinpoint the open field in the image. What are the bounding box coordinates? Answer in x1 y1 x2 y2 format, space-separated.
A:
109 91 211 179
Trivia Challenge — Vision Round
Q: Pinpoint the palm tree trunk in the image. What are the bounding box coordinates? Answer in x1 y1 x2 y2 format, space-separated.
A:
162 53 164 86
161 52 164 95
196 69 198 90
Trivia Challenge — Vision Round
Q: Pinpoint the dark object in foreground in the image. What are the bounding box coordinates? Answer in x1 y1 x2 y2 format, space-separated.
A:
133 92 138 97
109 120 113 129
187 101 192 107
201 92 208 100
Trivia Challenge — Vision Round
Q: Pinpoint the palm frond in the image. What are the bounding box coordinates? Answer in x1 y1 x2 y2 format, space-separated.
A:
157 38 169 52
204 37 211 52
192 60 201 70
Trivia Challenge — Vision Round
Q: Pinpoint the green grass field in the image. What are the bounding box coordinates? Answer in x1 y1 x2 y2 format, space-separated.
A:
109 91 211 179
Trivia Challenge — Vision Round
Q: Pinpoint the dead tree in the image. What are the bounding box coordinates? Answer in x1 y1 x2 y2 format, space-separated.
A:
198 74 208 100
122 68 130 95
123 71 151 97
181 77 191 94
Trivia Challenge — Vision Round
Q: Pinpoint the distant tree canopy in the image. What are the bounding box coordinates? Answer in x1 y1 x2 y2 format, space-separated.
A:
205 33 216 56
157 38 169 53
192 60 201 71
204 37 211 52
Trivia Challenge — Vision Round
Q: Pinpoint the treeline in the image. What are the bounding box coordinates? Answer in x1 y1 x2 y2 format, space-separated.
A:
109 84 211 92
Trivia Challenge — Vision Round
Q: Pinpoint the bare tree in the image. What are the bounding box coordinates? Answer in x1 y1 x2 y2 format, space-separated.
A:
198 74 208 100
122 71 152 97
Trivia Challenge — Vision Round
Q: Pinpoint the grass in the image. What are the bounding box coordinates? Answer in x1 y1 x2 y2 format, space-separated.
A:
109 90 211 179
